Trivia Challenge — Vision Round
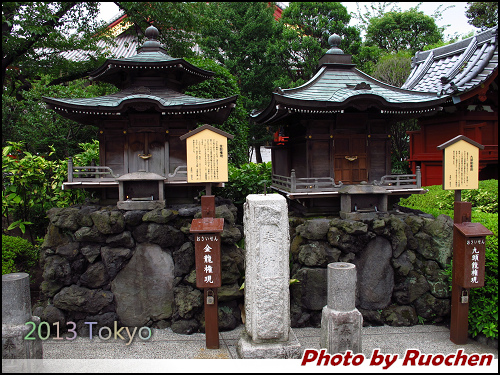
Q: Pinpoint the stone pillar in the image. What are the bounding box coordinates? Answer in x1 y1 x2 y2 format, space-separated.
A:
320 262 363 354
2 273 43 372
237 194 301 359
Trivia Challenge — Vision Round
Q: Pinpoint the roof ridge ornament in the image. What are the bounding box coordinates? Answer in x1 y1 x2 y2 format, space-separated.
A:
141 25 161 49
346 82 372 90
325 34 343 55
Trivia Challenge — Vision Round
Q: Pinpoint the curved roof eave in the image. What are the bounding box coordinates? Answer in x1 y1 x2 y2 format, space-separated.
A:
252 91 446 125
42 94 238 112
90 54 214 78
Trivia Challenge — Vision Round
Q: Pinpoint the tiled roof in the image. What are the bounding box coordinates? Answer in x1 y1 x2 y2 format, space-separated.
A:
280 67 441 104
252 64 446 124
59 33 138 62
401 26 498 96
44 86 234 109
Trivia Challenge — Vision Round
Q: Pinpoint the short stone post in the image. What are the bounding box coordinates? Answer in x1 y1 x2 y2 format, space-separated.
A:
237 194 301 358
2 273 43 372
320 263 362 354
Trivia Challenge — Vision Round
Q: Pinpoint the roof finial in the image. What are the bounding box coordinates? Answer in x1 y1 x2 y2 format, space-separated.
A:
326 34 344 55
141 25 161 50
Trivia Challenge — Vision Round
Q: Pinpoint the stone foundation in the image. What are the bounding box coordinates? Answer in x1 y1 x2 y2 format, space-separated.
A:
37 200 454 335
35 198 244 336
289 210 453 328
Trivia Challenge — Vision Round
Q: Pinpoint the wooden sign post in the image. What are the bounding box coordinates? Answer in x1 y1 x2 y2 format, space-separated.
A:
437 135 492 344
190 196 224 349
181 125 234 349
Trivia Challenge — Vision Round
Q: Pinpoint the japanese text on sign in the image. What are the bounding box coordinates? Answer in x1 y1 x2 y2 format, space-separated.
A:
440 138 480 190
183 127 230 183
190 139 222 182
199 236 219 285
194 233 221 288
467 238 484 285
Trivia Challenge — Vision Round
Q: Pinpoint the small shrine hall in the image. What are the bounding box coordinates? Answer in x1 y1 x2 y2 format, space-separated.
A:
43 26 237 208
251 34 449 217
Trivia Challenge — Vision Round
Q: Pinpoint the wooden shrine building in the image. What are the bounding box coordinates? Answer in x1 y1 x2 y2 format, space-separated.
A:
402 26 498 186
43 26 237 208
251 34 449 217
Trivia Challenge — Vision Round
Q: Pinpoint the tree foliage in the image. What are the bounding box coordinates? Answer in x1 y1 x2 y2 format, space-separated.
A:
273 2 362 87
185 57 249 166
114 2 199 58
2 75 116 159
371 51 413 87
2 2 110 90
365 8 443 55
465 2 498 30
195 2 282 161
2 141 97 242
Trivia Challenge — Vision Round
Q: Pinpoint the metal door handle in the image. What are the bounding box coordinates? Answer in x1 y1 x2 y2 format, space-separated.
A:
345 156 358 161
138 153 152 160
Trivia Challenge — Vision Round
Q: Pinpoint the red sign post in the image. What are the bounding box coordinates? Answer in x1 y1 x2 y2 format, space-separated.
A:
190 195 224 349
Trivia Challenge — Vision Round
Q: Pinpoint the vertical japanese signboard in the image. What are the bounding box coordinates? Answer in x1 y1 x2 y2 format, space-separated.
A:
453 222 492 288
190 216 224 288
180 124 234 183
437 135 484 190
193 231 222 288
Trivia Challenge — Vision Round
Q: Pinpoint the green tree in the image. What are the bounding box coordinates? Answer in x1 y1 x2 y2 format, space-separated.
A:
371 51 412 87
2 75 116 159
370 51 416 174
2 2 111 91
465 2 498 30
365 8 443 55
273 2 362 87
185 57 249 166
114 2 199 58
195 2 282 162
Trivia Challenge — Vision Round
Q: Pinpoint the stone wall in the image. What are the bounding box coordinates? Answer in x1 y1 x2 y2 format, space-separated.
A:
37 198 454 335
35 198 245 335
288 211 453 328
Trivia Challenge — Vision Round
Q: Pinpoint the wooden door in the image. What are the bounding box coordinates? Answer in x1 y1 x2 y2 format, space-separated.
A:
333 134 368 184
309 140 332 177
127 132 165 176
102 132 125 177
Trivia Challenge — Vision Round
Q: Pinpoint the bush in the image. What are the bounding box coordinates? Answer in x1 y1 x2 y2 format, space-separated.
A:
214 162 273 205
399 180 498 340
399 179 498 217
2 141 96 241
2 235 39 275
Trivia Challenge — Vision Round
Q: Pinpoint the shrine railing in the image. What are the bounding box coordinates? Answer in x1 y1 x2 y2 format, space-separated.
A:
67 157 118 182
272 169 343 193
272 166 422 193
374 166 422 188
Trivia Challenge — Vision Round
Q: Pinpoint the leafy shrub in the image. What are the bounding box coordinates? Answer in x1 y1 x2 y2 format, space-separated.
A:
2 141 96 240
399 181 498 340
214 162 273 205
399 179 498 217
2 235 39 275
462 179 498 213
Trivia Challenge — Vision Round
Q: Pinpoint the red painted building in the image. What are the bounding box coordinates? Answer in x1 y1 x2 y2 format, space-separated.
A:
402 26 498 186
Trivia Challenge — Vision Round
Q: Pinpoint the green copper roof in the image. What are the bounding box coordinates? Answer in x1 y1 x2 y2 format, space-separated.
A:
43 86 237 125
252 33 448 124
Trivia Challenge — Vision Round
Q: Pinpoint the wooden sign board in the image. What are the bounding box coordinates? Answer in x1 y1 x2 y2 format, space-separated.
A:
453 222 492 288
180 125 234 183
190 217 224 289
437 135 484 190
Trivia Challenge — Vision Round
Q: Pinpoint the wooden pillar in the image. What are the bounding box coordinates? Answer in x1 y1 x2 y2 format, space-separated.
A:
450 197 470 345
200 195 219 349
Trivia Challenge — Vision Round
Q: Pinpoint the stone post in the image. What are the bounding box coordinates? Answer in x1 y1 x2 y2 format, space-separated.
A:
320 262 362 354
2 273 43 372
237 194 301 358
